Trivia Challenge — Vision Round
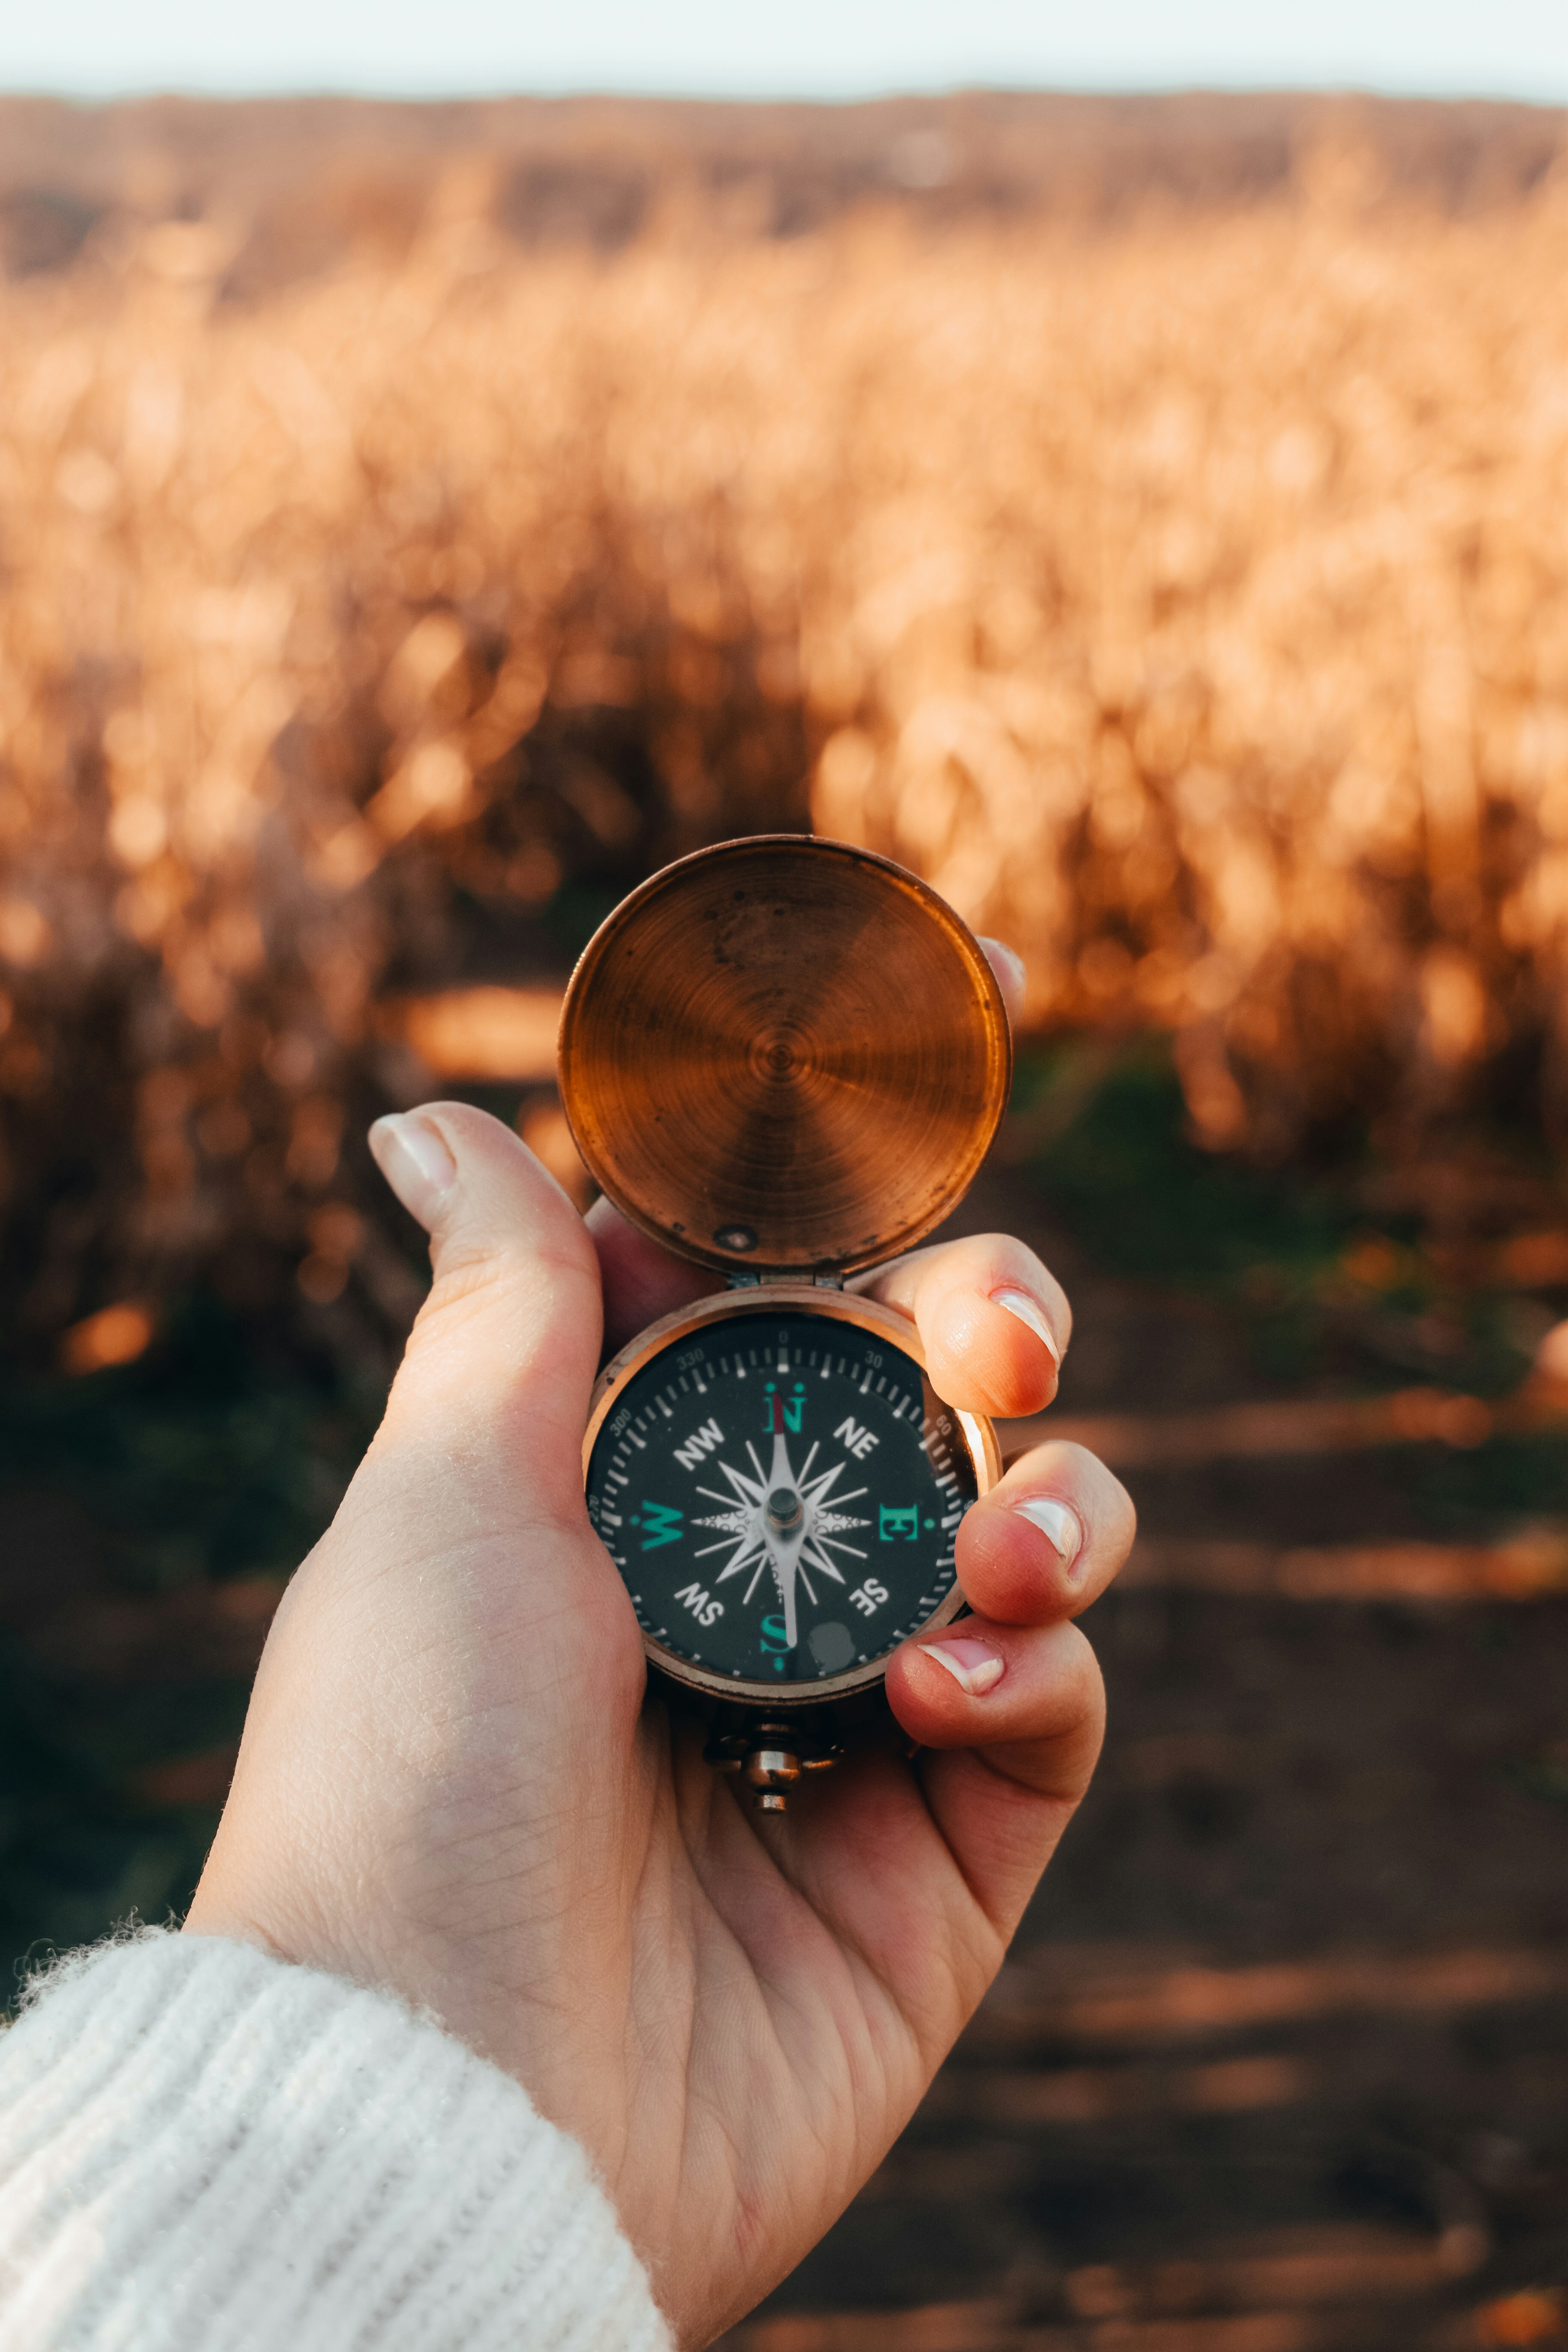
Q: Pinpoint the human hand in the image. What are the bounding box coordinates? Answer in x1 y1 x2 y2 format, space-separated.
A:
185 954 1135 2347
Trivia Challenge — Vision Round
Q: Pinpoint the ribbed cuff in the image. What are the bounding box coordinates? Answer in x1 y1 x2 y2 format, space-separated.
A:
0 1927 671 2352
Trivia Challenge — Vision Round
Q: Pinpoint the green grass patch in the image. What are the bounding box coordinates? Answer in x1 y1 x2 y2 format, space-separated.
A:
0 1297 378 1994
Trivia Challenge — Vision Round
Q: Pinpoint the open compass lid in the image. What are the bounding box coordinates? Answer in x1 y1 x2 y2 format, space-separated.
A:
556 835 1012 1277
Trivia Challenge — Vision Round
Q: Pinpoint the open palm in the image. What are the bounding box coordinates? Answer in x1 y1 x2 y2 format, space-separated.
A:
186 1098 1133 2347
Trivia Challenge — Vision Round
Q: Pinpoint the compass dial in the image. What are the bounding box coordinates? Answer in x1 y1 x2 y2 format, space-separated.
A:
585 1306 983 1698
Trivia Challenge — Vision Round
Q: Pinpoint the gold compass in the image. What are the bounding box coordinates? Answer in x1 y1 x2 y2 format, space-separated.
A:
559 834 1010 1810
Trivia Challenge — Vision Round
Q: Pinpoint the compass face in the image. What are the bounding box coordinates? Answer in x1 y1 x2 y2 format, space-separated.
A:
585 1304 984 1698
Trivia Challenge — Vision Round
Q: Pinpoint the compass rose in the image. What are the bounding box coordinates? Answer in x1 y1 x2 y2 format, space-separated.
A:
691 1427 872 1649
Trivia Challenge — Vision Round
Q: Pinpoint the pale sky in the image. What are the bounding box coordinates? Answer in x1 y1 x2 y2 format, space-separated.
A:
3 0 1565 103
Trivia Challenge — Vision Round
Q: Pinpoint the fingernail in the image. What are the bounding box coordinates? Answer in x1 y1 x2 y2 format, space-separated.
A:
982 938 1027 995
919 1637 1005 1697
1012 1496 1083 1570
369 1114 457 1226
991 1287 1062 1368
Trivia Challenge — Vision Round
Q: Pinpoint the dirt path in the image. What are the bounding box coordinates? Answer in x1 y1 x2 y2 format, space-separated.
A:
721 1162 1568 2352
4 1072 1565 2347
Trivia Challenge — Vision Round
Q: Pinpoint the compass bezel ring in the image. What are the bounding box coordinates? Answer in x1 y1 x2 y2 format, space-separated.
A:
582 1284 1002 1710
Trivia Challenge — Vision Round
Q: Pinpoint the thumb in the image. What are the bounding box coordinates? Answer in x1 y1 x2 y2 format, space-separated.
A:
368 1103 604 1521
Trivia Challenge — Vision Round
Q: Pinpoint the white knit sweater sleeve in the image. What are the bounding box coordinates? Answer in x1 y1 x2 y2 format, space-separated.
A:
0 1928 672 2352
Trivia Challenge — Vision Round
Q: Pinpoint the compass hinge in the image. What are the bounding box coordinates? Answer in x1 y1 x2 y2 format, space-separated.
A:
722 1269 845 1290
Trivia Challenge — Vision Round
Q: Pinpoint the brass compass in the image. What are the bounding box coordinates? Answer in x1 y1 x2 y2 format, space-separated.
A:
559 834 1010 1811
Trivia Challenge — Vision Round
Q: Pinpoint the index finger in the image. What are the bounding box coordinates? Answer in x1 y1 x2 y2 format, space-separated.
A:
852 1232 1071 1418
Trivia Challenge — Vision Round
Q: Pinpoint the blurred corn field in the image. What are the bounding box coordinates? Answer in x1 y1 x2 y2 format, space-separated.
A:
2 91 1567 1350
15 113 1568 2334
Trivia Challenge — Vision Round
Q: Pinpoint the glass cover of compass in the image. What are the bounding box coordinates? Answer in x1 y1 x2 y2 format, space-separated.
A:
561 834 1010 1705
584 1302 989 1695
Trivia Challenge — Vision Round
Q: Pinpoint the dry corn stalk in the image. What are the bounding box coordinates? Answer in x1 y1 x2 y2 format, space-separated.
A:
0 147 1565 1330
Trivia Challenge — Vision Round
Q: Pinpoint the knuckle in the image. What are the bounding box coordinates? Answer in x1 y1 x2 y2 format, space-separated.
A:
1052 1622 1104 1712
1033 1442 1135 1535
1008 1624 1102 1744
1025 1437 1099 1482
1083 1460 1138 1558
416 1248 515 1331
